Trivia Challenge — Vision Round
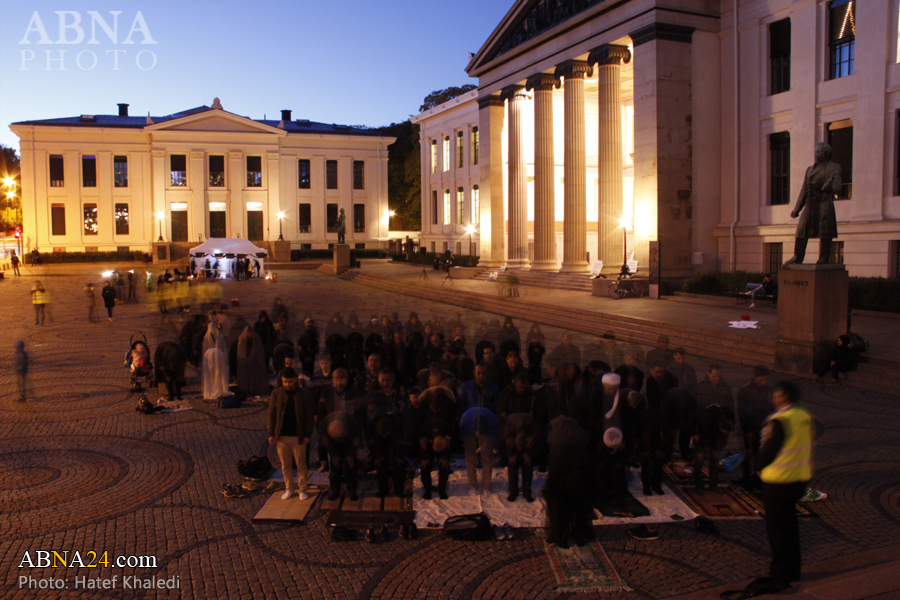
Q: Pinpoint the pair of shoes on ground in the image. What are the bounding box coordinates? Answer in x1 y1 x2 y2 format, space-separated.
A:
281 490 310 501
220 483 247 498
263 481 284 494
398 522 419 539
629 525 659 540
642 485 666 496
492 523 515 541
506 492 535 503
422 488 449 500
365 524 390 543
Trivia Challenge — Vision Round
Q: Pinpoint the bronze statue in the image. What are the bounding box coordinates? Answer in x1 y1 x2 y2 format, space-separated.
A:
337 208 346 244
785 142 841 266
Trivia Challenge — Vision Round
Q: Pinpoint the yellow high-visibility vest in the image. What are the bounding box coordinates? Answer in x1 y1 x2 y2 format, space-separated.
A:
760 405 813 484
32 288 48 304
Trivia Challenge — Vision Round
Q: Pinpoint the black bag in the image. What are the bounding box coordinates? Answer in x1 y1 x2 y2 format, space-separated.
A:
237 456 272 480
218 392 244 409
442 513 493 541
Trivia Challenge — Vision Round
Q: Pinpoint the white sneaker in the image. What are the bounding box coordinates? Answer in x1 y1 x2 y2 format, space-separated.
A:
281 490 294 500
468 488 479 496
299 492 309 501
749 303 755 308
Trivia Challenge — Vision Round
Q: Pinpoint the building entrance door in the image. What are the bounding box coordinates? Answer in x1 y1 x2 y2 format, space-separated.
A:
247 211 263 241
209 212 226 238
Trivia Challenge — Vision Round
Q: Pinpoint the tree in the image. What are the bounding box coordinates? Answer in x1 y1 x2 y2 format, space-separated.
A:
419 84 477 112
0 145 22 233
374 121 421 231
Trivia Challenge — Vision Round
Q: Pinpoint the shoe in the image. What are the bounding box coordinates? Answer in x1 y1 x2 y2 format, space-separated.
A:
408 523 418 539
628 525 659 540
318 462 329 473
524 492 534 503
507 492 518 502
349 492 359 502
380 524 390 542
438 489 448 500
801 488 828 502
281 490 295 500
749 303 756 309
299 492 309 501
492 525 506 541
643 485 652 496
422 489 432 500
364 526 379 544
503 524 515 540
399 523 409 539
652 485 665 496
263 481 283 494
108 318 113 322
468 488 479 496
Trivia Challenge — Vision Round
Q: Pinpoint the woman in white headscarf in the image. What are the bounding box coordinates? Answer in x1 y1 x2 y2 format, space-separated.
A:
202 322 229 399
237 326 269 398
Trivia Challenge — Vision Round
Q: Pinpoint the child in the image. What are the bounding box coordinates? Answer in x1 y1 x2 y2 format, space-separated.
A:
13 340 28 402
127 342 151 374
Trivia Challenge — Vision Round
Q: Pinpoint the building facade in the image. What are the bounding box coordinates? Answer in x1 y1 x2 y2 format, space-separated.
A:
11 100 394 255
417 0 899 279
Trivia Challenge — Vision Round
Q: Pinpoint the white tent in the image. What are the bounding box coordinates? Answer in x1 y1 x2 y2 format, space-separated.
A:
189 238 267 278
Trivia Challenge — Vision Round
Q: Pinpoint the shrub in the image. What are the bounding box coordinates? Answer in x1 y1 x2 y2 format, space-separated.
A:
38 250 144 264
682 271 765 295
390 252 480 268
289 249 386 261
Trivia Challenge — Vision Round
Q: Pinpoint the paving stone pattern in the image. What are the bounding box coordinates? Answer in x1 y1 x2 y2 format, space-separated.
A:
1 264 899 599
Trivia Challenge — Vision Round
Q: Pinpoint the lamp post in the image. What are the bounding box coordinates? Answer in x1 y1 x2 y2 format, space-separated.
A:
619 217 631 275
466 224 475 256
3 177 16 255
277 211 285 241
156 211 165 242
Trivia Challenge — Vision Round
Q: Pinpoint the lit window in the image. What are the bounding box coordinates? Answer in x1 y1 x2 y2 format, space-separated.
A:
471 185 480 224
443 136 450 172
457 131 464 169
430 140 437 174
298 159 311 189
170 155 186 187
83 203 98 235
443 189 450 225
246 156 262 187
457 187 465 225
829 1 855 80
209 156 225 187
115 203 129 235
114 155 128 188
471 126 479 165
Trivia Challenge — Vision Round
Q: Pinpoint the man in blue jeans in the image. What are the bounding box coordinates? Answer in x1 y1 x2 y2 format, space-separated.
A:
747 274 776 308
457 363 500 496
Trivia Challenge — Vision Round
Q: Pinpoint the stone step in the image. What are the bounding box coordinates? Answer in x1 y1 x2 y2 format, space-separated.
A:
472 269 595 292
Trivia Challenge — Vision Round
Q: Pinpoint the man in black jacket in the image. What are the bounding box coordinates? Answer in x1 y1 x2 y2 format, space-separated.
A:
268 369 315 501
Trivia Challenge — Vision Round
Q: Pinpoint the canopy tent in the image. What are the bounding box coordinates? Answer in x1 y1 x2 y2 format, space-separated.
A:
189 238 267 279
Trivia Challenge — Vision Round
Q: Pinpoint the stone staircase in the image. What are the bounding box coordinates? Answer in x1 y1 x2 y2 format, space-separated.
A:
472 268 595 292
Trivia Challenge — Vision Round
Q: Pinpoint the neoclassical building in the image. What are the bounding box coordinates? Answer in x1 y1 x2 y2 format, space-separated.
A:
416 0 900 279
11 100 394 256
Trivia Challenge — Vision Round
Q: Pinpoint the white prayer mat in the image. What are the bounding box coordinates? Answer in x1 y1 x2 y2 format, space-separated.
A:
728 320 760 329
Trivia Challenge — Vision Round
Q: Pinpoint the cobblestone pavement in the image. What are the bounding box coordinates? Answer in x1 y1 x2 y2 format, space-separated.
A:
1 264 899 600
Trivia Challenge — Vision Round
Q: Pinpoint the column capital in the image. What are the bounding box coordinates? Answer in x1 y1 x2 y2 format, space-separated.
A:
554 59 592 83
525 72 558 92
500 84 528 102
588 44 632 67
477 94 505 109
628 23 695 47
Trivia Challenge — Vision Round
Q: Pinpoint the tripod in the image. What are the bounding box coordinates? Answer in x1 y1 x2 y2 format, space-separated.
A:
418 267 429 281
442 268 454 287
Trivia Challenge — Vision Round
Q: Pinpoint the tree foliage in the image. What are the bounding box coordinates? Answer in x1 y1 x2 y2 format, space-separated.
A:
374 121 421 231
0 144 21 232
419 84 477 112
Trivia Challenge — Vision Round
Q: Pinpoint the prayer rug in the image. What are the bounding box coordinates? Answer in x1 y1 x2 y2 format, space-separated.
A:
315 491 413 512
543 538 631 593
593 493 651 519
252 491 319 522
325 510 415 529
729 487 816 517
664 458 709 486
677 487 757 518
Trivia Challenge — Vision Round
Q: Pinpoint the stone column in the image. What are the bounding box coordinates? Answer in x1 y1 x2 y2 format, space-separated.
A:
526 73 558 271
554 60 592 273
589 44 631 271
502 84 529 269
477 94 506 268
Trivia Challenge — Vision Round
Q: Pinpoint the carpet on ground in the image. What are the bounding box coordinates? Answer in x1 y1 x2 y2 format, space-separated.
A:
729 486 816 517
593 493 650 518
543 538 631 593
676 486 758 518
325 510 415 529
252 491 319 522
664 458 709 486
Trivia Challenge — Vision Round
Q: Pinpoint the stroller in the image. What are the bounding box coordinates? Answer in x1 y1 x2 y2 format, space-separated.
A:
125 335 154 392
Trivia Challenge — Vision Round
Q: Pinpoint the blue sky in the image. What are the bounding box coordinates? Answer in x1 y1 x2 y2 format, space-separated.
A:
0 1 512 149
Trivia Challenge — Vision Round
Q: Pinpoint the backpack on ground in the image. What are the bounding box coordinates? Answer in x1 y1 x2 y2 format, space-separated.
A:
442 513 493 541
218 391 244 409
237 455 272 480
846 332 869 353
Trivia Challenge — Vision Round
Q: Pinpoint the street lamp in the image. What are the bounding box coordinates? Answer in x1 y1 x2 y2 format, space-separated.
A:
277 211 285 241
156 211 165 242
466 224 475 256
619 216 631 275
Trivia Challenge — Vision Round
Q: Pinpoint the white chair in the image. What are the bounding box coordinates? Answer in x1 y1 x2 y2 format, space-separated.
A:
589 260 604 277
626 251 638 275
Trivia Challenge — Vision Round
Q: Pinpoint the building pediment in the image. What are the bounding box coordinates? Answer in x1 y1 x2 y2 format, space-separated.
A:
146 110 285 136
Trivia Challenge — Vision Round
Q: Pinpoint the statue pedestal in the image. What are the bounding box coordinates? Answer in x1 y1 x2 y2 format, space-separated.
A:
775 264 848 374
333 245 351 275
269 240 291 263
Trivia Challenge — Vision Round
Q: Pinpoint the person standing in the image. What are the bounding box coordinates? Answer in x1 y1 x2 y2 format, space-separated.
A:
101 281 117 322
84 283 97 322
127 270 137 302
457 363 500 496
268 368 315 501
754 381 815 586
13 340 28 402
10 251 20 276
31 280 48 325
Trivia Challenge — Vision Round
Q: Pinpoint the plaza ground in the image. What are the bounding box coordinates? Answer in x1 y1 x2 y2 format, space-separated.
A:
1 260 899 599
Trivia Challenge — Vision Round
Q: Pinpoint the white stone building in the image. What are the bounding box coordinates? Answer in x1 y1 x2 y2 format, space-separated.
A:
415 0 900 279
11 100 394 258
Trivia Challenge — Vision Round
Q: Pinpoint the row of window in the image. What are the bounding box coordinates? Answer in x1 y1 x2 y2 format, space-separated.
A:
430 185 480 226
50 202 131 237
430 126 479 174
47 155 366 191
768 121 853 205
767 1 855 95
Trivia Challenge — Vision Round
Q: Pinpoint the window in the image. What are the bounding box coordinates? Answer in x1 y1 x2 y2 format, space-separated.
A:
326 203 339 232
115 203 129 235
443 189 450 225
246 156 262 187
326 160 338 189
170 202 188 242
829 0 855 80
457 187 465 225
770 19 791 94
82 155 96 188
49 155 64 187
298 159 311 189
890 241 900 278
209 155 225 187
353 204 365 233
170 154 186 187
430 140 437 174
298 204 311 233
770 131 790 205
353 160 365 190
471 185 480 224
456 241 462 255
471 126 479 165
443 241 448 253
431 191 438 225
51 203 66 235
209 202 226 238
443 136 450 172
83 203 98 235
764 242 783 275
457 131 464 168
246 201 263 241
114 155 128 188
828 121 853 199
830 240 844 264
430 242 435 253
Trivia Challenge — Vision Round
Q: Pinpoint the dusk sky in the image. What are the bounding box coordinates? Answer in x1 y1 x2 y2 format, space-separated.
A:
0 1 513 149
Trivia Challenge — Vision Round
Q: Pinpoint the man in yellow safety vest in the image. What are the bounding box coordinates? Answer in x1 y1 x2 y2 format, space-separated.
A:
754 381 815 585
31 280 49 325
